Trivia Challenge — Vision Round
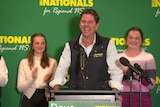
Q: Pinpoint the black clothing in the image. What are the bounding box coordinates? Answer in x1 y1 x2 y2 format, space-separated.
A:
21 89 48 107
68 33 111 90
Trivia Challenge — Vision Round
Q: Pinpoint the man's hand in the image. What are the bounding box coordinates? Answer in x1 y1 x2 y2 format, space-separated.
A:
53 85 61 90
112 88 122 102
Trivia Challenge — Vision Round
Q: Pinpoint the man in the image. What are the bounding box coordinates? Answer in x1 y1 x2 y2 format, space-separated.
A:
0 55 8 87
49 9 123 93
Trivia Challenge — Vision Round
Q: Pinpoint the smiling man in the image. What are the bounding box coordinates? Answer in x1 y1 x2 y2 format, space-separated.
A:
49 9 123 100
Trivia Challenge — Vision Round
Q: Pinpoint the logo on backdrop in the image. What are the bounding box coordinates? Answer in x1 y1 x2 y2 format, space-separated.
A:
156 76 160 94
0 36 151 53
111 37 151 53
151 0 160 17
39 0 94 16
0 36 30 53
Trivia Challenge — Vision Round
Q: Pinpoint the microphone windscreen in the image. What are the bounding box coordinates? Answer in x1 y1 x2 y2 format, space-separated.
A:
119 57 129 66
134 63 140 69
134 63 143 73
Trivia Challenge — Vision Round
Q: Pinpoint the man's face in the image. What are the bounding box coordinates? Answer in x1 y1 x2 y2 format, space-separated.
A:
79 14 99 38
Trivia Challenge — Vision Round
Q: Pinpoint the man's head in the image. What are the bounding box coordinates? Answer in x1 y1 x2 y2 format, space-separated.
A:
80 9 100 24
79 9 100 38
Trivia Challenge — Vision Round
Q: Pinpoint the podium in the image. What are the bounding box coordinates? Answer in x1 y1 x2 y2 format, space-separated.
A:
49 90 121 107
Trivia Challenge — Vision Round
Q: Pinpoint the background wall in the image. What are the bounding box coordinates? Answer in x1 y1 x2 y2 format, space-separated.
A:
0 0 160 107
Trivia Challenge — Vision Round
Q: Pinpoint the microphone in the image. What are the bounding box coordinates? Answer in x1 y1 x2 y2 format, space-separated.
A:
134 63 153 85
119 57 141 75
80 52 85 71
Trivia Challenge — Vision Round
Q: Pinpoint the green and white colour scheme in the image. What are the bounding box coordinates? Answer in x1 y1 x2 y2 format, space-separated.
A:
0 0 160 107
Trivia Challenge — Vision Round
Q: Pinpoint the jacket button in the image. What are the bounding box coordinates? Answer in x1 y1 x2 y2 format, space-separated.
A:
85 77 88 80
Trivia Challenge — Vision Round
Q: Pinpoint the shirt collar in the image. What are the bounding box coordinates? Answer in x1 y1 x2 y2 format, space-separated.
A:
79 33 96 47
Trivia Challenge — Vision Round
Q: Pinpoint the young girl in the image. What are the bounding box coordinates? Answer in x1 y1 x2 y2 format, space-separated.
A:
17 33 57 107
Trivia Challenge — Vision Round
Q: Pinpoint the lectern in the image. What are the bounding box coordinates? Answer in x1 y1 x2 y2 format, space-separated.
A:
49 90 121 107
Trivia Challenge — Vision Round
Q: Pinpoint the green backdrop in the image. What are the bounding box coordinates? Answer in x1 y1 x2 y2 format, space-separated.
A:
0 0 160 107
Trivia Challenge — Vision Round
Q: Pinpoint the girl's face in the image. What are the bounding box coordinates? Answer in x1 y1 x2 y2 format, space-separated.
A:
32 36 46 55
126 30 142 49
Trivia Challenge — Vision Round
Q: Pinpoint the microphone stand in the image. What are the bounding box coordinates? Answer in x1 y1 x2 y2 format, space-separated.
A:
139 74 142 107
129 70 133 107
131 70 142 107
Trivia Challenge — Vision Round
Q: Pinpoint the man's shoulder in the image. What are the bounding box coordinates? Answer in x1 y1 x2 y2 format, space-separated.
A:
97 35 111 44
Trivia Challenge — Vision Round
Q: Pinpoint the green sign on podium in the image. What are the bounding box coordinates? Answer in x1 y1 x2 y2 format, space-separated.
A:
49 101 121 107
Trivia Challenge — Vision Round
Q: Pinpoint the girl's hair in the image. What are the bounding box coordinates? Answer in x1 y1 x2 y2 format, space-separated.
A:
27 33 49 69
125 27 144 43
